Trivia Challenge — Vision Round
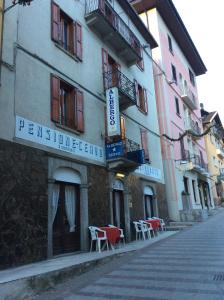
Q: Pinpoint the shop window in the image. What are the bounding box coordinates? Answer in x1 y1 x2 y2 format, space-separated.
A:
51 1 83 60
51 74 84 133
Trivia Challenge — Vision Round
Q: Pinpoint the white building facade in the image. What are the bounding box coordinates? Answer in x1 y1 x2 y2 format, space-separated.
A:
0 0 165 269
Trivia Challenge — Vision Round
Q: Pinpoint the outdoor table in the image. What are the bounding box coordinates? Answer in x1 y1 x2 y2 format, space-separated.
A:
98 227 120 249
145 219 161 231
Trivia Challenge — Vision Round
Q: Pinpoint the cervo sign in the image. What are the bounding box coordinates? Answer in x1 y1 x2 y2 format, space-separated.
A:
106 88 120 136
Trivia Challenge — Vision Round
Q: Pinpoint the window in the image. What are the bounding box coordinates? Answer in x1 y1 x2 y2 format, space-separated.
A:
189 69 195 86
136 47 144 71
51 74 84 132
171 64 177 84
183 177 189 194
51 2 83 60
175 97 180 116
192 180 197 202
168 35 173 53
140 129 150 162
135 81 148 114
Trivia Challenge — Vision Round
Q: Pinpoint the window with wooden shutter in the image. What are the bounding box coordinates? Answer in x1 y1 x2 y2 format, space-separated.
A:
75 89 84 133
51 2 83 61
141 129 150 162
75 22 82 61
51 75 84 133
51 74 60 123
134 79 140 107
136 47 144 71
143 88 148 114
51 1 60 42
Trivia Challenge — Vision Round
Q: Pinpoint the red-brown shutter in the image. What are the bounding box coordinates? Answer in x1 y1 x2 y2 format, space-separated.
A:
75 22 83 60
144 88 148 114
51 74 60 123
51 1 60 42
141 129 150 161
67 89 75 129
134 79 140 107
102 48 109 89
75 89 84 132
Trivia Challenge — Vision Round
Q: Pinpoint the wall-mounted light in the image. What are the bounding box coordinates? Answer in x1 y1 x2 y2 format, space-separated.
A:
116 173 125 178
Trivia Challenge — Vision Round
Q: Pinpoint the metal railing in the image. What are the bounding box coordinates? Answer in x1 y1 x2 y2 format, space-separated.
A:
184 118 201 135
179 83 197 106
85 0 141 56
124 138 140 153
181 150 208 172
104 69 137 104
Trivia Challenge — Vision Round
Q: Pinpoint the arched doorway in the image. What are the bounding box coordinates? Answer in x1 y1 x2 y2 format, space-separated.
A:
52 168 81 255
144 186 155 218
112 179 125 229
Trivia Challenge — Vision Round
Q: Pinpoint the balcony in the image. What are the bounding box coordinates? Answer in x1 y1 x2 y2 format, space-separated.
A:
184 118 201 139
105 137 145 172
104 69 137 110
85 0 141 66
181 150 208 175
180 84 198 110
217 148 224 159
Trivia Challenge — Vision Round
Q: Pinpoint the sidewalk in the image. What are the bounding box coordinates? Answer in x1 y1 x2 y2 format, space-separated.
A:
0 231 176 300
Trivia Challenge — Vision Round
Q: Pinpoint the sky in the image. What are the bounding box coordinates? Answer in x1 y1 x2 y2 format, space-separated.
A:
172 0 224 124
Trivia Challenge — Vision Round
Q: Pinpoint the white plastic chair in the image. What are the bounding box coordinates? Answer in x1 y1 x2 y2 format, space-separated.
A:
108 224 125 245
88 226 109 253
139 220 154 239
133 221 147 240
152 217 166 231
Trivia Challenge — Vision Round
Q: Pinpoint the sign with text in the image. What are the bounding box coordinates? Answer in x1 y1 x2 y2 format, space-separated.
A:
15 116 104 163
106 141 124 160
135 164 162 181
106 87 120 136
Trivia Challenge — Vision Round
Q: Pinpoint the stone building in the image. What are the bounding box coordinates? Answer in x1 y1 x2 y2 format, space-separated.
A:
130 0 214 221
0 0 166 269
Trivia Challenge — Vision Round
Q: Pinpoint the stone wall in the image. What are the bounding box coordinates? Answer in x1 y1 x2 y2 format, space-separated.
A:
0 140 48 270
155 183 169 220
88 165 110 226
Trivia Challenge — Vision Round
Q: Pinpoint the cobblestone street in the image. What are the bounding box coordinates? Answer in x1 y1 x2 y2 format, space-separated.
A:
34 211 224 300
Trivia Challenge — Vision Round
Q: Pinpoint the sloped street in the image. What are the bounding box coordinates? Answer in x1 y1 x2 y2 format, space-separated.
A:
34 210 224 300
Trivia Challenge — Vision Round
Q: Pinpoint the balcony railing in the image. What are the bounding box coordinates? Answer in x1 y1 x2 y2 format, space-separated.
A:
181 150 208 174
184 118 201 137
85 0 141 65
105 137 145 171
104 69 136 109
179 84 198 110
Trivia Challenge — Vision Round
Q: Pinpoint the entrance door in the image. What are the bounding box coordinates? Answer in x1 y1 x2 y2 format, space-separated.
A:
113 190 125 229
53 183 80 255
145 195 154 218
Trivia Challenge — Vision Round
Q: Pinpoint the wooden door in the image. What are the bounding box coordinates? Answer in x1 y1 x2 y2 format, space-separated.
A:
53 183 80 255
145 195 154 218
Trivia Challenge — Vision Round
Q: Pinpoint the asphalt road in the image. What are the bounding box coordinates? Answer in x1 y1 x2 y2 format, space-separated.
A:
34 211 224 300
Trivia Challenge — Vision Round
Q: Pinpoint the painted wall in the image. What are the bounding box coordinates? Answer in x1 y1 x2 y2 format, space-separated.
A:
140 7 214 220
0 0 164 183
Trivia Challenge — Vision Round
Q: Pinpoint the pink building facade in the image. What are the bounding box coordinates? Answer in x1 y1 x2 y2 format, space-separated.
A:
131 0 214 221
